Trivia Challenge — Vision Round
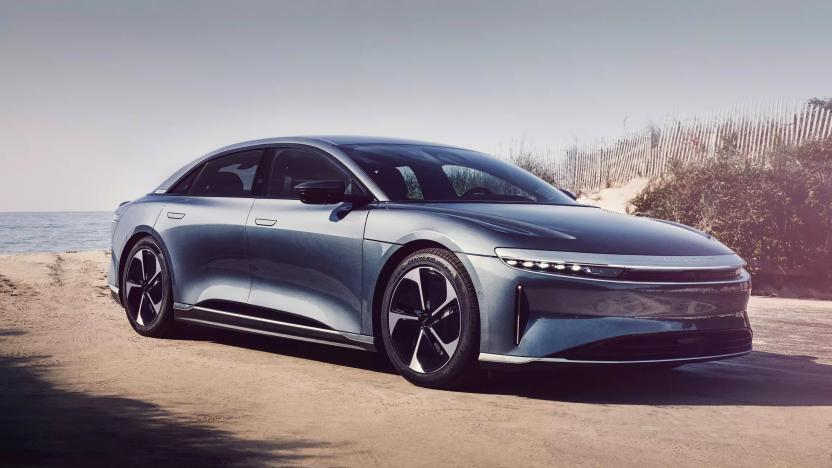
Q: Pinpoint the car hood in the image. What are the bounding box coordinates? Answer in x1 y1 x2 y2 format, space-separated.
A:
396 203 734 256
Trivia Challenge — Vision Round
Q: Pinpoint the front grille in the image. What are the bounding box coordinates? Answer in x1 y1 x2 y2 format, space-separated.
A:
620 268 742 283
553 329 752 362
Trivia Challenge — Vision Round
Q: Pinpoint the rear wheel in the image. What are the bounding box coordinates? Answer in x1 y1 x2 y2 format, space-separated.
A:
380 248 480 389
121 237 181 337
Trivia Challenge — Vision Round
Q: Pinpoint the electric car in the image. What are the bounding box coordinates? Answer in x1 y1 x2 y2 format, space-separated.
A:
109 136 752 388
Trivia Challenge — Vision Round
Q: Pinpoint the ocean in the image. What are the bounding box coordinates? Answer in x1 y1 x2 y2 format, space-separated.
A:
0 212 113 253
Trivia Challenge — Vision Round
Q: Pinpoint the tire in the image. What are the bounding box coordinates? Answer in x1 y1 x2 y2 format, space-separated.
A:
380 248 481 389
121 237 181 338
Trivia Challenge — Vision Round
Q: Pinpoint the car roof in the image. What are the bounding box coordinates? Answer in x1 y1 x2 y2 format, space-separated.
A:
153 135 468 194
299 135 461 147
221 135 460 148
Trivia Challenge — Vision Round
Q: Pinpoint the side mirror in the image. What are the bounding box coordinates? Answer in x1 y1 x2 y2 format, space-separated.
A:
560 189 578 200
293 180 347 204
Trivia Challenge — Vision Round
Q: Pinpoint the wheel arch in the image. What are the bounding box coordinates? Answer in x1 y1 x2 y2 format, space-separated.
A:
369 238 483 348
117 228 175 303
370 240 446 345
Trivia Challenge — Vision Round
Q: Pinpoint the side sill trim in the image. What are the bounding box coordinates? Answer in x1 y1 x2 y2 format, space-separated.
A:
108 284 119 295
176 317 369 351
478 350 751 365
191 306 342 336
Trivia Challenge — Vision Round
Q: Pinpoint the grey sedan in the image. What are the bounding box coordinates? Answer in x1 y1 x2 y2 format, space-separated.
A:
109 136 752 388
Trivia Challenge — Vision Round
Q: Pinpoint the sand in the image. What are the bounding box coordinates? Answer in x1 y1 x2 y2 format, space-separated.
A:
1 251 830 466
577 177 649 213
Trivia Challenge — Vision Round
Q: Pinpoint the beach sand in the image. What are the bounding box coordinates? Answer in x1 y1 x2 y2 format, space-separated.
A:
1 251 830 466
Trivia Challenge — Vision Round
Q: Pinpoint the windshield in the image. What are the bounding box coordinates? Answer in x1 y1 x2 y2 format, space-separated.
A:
340 144 576 204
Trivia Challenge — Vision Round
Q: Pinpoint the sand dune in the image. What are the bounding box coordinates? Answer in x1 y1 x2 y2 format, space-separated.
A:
577 177 649 214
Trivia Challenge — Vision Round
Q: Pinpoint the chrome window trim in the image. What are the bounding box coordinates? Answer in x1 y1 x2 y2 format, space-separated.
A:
478 350 751 365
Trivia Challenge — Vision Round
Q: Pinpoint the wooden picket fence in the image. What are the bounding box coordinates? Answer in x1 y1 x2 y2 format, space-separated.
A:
510 100 832 193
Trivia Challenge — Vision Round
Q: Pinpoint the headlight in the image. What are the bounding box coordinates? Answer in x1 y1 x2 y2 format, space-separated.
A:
500 256 625 278
496 248 747 283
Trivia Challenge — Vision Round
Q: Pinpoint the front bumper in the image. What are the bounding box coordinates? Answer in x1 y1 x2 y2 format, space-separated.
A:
479 327 752 368
480 350 750 366
463 253 753 365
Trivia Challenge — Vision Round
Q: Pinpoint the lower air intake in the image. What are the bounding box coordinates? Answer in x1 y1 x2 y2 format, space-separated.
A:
552 329 752 362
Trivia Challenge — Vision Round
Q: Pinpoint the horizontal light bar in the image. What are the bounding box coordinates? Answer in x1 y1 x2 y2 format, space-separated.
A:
499 256 625 278
497 250 744 283
494 248 746 270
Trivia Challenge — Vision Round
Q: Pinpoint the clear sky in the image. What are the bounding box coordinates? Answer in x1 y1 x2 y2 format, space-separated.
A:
1 0 830 211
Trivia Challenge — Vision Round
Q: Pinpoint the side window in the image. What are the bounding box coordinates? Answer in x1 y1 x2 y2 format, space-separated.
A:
168 166 202 195
266 148 352 199
191 150 262 197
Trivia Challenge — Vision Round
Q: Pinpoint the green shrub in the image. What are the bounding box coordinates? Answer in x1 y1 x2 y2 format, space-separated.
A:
629 138 832 278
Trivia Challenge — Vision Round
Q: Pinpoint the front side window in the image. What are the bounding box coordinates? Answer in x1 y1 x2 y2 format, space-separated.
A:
341 144 575 204
191 150 262 197
266 148 353 199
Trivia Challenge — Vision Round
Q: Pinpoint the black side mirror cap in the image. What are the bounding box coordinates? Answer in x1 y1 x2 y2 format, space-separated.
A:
560 189 578 200
293 180 347 204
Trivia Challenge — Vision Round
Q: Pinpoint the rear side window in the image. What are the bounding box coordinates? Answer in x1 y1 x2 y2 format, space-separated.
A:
191 150 263 197
168 167 201 195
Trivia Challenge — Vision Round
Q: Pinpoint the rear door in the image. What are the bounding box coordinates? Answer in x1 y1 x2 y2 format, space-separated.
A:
155 149 263 305
246 146 370 333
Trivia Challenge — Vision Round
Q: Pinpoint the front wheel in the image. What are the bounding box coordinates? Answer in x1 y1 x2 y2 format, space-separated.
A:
380 248 481 389
121 237 181 338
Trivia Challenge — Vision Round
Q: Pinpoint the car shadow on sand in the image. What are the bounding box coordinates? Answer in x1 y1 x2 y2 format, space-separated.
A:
181 324 396 374
0 330 334 467
179 326 832 407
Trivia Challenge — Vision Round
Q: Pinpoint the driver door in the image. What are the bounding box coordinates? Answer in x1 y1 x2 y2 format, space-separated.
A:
246 147 370 333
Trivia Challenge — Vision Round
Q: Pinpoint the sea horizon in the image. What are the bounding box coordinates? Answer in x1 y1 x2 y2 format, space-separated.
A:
0 211 113 253
0 210 111 214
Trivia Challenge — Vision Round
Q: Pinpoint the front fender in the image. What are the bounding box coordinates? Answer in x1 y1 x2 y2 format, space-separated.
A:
364 205 512 256
363 206 497 340
109 197 167 290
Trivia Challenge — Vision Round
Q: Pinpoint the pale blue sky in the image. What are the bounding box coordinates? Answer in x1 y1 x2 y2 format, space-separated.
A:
1 0 829 211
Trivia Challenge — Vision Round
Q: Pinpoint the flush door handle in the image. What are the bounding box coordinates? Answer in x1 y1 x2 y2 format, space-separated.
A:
167 212 186 219
254 218 277 227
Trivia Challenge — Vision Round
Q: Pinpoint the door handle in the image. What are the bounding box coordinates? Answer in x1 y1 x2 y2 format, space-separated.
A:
167 212 186 219
254 218 277 227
